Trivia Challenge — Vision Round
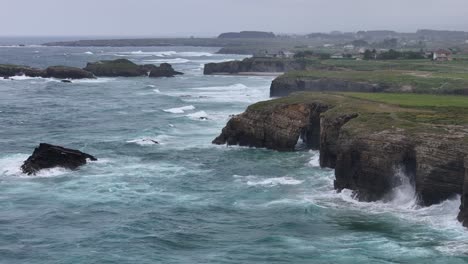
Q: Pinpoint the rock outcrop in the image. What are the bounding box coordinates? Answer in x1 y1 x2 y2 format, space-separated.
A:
45 66 95 79
21 143 97 175
84 59 182 77
84 59 150 77
213 93 468 213
204 58 307 75
148 63 183 78
270 76 387 97
0 64 95 79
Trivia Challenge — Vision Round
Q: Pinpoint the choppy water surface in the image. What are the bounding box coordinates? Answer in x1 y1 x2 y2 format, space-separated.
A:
0 41 467 264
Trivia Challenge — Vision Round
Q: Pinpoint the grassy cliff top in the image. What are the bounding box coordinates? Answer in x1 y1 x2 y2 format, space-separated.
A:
248 92 468 134
279 69 468 93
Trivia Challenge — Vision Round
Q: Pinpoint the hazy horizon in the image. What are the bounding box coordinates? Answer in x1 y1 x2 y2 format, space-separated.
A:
1 0 467 37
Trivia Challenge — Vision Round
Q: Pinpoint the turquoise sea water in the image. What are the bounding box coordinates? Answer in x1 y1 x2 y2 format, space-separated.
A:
0 40 467 263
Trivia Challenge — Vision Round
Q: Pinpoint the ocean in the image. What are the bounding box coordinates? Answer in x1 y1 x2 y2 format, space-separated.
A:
0 39 467 264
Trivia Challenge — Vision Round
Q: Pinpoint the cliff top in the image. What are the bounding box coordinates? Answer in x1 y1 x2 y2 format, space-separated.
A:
278 69 468 94
249 92 468 134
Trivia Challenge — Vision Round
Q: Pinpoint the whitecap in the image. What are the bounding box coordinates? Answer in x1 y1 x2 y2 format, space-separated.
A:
177 52 213 57
153 89 161 93
163 105 195 114
126 138 160 146
143 58 190 64
73 78 115 83
0 154 28 176
307 150 320 167
234 175 304 187
186 111 208 120
84 51 94 55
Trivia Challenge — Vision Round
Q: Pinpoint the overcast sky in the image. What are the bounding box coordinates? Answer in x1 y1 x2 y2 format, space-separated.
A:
1 0 467 37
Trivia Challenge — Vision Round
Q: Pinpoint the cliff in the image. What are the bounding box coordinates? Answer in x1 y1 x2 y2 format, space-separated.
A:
270 70 468 97
204 58 308 75
213 92 468 225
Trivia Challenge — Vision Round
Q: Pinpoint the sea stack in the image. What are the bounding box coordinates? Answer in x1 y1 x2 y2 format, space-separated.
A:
21 143 97 175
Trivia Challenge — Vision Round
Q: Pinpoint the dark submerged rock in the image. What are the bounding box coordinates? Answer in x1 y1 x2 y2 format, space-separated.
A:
21 143 97 175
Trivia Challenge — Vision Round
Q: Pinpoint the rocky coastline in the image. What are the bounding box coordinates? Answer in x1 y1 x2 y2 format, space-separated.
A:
204 58 308 75
1 59 182 79
213 92 468 227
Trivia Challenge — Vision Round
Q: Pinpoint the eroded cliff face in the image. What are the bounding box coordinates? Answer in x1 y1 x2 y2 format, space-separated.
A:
458 159 468 227
212 103 330 151
270 77 388 97
213 93 468 225
204 58 307 75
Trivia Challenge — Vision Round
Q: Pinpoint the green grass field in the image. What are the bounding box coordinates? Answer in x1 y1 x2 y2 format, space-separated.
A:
344 92 468 108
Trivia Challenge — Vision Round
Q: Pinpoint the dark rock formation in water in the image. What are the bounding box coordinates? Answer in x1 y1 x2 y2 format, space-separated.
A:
204 58 307 75
213 93 468 215
218 31 276 39
0 64 95 79
212 103 330 151
21 143 97 175
84 59 149 77
45 66 95 79
84 59 182 78
149 63 183 78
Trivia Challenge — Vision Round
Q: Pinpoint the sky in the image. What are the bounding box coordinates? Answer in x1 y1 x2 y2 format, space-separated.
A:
0 0 467 37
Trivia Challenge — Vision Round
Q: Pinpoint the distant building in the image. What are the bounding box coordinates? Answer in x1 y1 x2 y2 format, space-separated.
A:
433 49 452 61
344 44 355 50
276 50 294 58
253 50 294 58
331 53 344 59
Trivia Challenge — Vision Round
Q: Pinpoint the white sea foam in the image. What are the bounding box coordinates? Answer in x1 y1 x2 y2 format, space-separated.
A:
126 138 160 146
0 154 28 176
177 52 213 57
307 150 320 167
72 78 115 84
0 154 75 178
234 175 304 187
186 111 208 119
144 58 190 64
84 51 94 55
163 105 195 114
153 89 161 93
127 135 173 146
115 51 177 57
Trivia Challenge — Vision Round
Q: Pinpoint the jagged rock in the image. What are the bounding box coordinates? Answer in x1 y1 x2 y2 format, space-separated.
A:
0 64 94 79
61 80 72 83
270 77 387 97
148 63 183 78
0 64 45 78
21 143 97 175
83 59 146 77
84 59 182 78
213 93 468 208
213 102 330 151
204 58 306 75
45 66 94 79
